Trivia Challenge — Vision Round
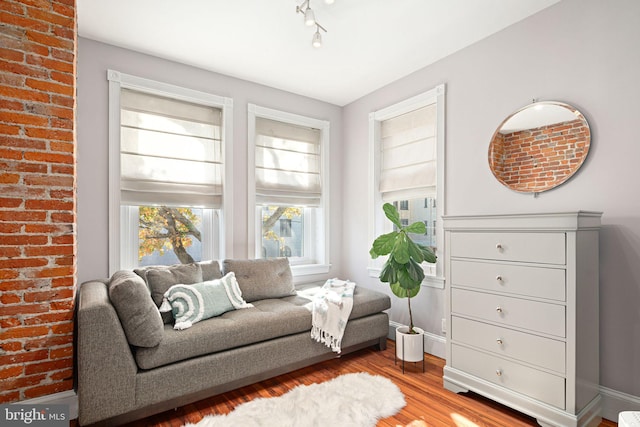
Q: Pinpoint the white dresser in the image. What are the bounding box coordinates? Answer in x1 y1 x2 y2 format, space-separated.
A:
443 212 602 427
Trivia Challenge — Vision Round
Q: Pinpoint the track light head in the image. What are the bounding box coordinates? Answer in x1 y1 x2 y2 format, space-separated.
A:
312 28 322 48
304 5 315 26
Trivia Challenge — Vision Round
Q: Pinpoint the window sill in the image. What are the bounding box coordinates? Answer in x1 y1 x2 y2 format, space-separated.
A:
291 263 331 277
367 267 444 289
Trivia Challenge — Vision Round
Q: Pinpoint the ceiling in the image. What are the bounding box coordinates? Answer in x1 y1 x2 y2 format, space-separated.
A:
77 0 560 106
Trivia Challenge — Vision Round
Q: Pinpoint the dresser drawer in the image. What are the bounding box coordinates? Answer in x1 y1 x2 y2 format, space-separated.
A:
451 316 566 373
451 344 566 409
450 232 566 264
450 259 566 301
451 288 566 337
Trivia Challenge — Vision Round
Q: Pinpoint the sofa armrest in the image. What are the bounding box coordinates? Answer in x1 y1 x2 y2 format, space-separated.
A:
77 280 138 425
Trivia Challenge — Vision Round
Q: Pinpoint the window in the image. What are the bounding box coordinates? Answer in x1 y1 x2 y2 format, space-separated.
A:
108 70 233 273
248 104 330 277
368 84 445 288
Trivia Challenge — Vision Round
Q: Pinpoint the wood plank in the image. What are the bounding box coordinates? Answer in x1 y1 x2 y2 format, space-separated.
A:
75 340 617 426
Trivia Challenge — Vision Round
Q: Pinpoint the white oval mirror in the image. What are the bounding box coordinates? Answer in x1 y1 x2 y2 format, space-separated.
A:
488 101 590 193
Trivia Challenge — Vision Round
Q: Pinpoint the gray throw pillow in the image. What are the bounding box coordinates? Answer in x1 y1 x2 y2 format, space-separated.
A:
135 260 221 286
108 270 164 348
223 258 295 303
146 263 203 323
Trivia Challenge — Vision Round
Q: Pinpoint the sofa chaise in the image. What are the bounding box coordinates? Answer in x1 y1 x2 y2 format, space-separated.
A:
76 258 391 426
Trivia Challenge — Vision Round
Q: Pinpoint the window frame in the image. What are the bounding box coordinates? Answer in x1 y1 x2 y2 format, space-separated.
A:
107 70 233 274
367 84 446 289
247 103 330 277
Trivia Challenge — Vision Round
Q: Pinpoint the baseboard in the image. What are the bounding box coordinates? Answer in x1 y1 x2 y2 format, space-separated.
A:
600 385 640 422
388 321 446 359
12 390 78 420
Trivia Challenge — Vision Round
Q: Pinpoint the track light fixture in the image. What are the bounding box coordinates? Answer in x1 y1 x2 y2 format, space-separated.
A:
296 0 330 48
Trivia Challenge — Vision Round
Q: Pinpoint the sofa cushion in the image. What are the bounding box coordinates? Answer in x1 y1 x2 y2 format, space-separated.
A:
108 270 164 348
145 263 204 324
223 258 295 303
133 284 390 369
135 260 222 287
161 272 253 330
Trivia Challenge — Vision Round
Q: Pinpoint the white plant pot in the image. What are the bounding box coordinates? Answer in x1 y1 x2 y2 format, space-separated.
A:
395 326 424 362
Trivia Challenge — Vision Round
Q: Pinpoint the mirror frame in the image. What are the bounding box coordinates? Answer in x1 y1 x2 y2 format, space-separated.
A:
488 101 591 194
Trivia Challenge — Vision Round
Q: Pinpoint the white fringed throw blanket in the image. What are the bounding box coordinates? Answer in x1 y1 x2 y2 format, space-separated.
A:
310 278 355 353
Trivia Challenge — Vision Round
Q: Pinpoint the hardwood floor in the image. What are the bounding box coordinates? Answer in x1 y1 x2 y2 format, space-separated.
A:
109 340 616 427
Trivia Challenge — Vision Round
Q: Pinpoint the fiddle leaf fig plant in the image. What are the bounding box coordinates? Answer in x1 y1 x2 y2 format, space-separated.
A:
370 203 437 334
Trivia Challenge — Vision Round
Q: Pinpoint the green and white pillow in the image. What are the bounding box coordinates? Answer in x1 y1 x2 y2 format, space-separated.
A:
159 272 253 330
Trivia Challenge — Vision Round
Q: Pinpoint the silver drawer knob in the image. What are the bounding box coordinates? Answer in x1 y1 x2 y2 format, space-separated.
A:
496 306 503 313
496 369 502 377
496 338 503 345
496 275 503 282
496 243 503 250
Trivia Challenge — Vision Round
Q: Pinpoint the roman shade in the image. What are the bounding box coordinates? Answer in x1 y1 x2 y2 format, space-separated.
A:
255 117 322 206
379 104 437 202
120 88 223 208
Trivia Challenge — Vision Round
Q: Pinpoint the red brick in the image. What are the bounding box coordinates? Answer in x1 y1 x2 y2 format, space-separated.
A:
0 366 24 381
24 223 72 234
0 258 48 269
0 136 48 150
0 235 48 245
0 172 20 183
24 335 72 351
0 293 22 304
54 255 74 266
0 391 20 404
0 85 50 103
50 299 73 311
23 174 73 186
26 266 73 279
52 235 73 245
24 288 73 303
0 269 20 280
0 197 23 208
25 77 73 97
1 110 48 127
24 128 74 143
50 117 72 129
50 141 74 153
0 123 21 135
0 373 47 391
0 318 22 328
23 311 72 325
0 341 23 352
27 7 74 27
0 326 48 341
24 357 72 375
0 47 25 63
0 303 48 317
0 245 21 257
0 148 23 160
24 245 72 257
23 379 73 399
52 2 74 18
50 164 74 175
0 11 49 32
0 210 47 222
25 199 74 210
50 93 73 108
50 321 73 335
51 277 73 288
49 189 73 199
0 279 47 292
49 368 73 380
1 98 25 111
51 212 75 223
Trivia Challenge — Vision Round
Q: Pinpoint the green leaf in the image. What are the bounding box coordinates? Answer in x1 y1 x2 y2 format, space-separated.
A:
407 238 425 263
379 261 396 284
382 203 403 229
390 281 420 299
407 258 426 283
405 221 426 234
417 244 437 263
370 231 398 258
392 233 410 264
396 266 421 290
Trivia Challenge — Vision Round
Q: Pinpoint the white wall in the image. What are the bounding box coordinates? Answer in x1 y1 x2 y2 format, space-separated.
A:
76 38 344 285
342 0 640 400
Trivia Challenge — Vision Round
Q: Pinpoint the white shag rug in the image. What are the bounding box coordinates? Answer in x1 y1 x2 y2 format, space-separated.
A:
184 372 406 427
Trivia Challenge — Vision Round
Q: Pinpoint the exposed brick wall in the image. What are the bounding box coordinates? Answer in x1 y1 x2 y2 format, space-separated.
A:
0 0 77 403
490 119 590 192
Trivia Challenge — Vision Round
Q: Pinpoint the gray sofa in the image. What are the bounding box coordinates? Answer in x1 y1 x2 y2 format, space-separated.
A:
76 258 390 426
